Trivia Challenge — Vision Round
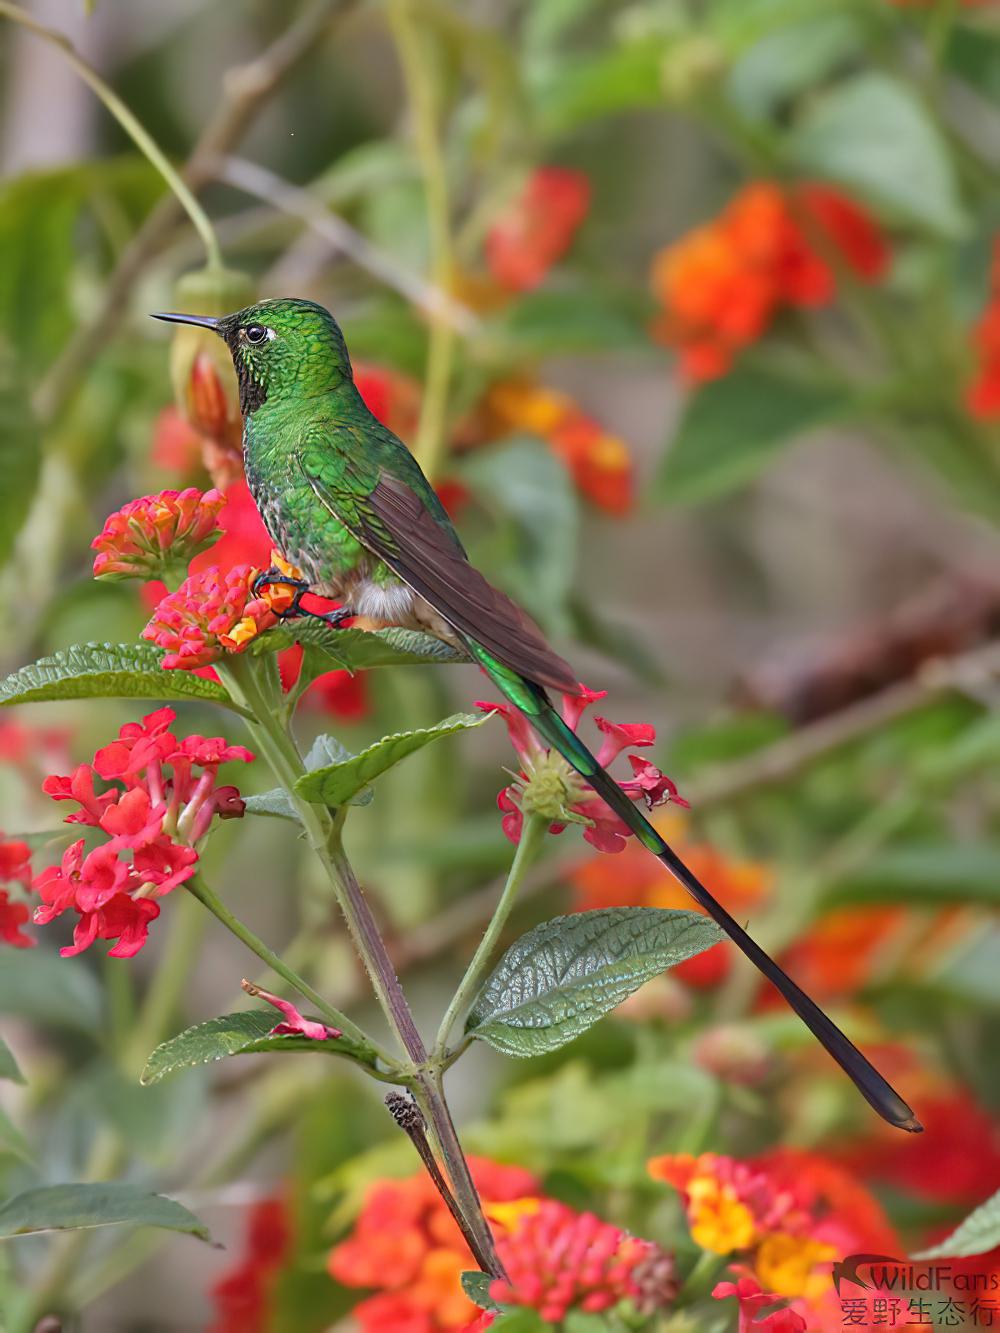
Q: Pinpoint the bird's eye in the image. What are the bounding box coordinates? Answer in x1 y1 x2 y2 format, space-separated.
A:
244 324 267 344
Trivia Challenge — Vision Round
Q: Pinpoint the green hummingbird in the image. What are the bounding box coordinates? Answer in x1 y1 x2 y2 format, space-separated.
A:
154 297 921 1134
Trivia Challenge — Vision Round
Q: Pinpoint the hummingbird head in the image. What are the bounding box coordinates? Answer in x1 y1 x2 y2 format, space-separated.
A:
152 298 353 417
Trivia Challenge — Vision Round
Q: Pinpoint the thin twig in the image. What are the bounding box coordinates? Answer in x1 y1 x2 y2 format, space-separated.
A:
691 640 1000 810
33 0 344 423
211 155 478 333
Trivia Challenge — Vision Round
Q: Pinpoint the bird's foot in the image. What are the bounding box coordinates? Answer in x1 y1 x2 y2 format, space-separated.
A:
253 566 313 620
314 606 355 630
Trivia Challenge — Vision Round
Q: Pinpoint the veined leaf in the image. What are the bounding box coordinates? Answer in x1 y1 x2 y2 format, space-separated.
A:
913 1186 1000 1260
466 908 723 1057
0 643 241 711
295 712 490 808
140 1010 378 1086
250 622 466 669
0 1184 210 1242
0 1038 24 1086
658 368 850 505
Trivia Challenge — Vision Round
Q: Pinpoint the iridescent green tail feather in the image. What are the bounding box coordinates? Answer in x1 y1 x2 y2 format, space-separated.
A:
474 644 922 1135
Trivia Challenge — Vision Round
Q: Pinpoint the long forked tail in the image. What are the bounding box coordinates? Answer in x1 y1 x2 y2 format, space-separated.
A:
496 672 922 1133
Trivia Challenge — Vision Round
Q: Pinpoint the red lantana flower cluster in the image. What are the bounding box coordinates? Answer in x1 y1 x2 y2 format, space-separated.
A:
142 561 296 669
485 1199 676 1323
651 181 888 382
329 1159 673 1330
477 687 688 851
0 834 34 949
486 167 590 292
713 1276 808 1332
34 707 251 957
92 487 225 582
328 1158 539 1331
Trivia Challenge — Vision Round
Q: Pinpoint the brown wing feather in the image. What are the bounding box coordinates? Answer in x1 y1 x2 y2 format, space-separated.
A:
306 467 579 693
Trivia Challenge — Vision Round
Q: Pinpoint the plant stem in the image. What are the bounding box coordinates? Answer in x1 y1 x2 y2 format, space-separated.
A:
433 813 547 1059
387 0 457 482
184 872 377 1057
217 655 504 1276
0 2 222 270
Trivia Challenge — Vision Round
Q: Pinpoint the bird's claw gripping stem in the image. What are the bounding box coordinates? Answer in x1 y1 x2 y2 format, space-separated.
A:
252 568 354 629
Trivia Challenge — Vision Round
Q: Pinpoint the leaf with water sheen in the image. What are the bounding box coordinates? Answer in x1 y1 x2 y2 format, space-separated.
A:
0 1184 211 1242
140 1010 377 1085
295 712 490 807
466 908 723 1056
0 643 239 711
913 1186 1000 1260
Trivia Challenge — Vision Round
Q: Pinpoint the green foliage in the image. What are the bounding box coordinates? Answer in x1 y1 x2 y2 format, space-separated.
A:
0 950 102 1033
0 643 240 711
788 72 966 235
657 367 850 504
251 622 467 669
825 844 1000 908
465 908 723 1057
0 343 39 567
295 712 490 807
0 1185 210 1243
0 1040 24 1087
462 1270 505 1313
463 437 578 632
0 1108 32 1165
140 1010 379 1085
913 1186 1000 1260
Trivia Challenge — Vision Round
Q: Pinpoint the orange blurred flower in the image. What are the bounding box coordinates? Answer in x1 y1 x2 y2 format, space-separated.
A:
770 905 907 1001
486 167 590 292
569 811 771 987
328 1158 538 1331
651 182 888 382
484 378 633 513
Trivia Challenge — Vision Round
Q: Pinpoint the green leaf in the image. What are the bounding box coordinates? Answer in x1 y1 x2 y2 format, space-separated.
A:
0 1107 31 1164
536 38 665 134
250 622 466 669
461 1271 505 1314
727 13 866 122
0 343 40 567
484 287 647 360
658 368 849 504
295 712 490 808
0 950 102 1033
912 1186 1000 1260
140 1010 378 1085
825 844 1000 909
243 789 300 822
0 1184 210 1243
466 908 723 1057
0 1038 24 1086
788 72 966 235
0 642 241 711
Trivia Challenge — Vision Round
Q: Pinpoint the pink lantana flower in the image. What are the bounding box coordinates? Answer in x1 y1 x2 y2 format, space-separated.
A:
34 708 252 958
476 686 688 851
92 488 225 583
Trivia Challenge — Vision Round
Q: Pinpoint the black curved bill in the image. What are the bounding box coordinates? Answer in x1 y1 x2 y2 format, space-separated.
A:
150 312 220 329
